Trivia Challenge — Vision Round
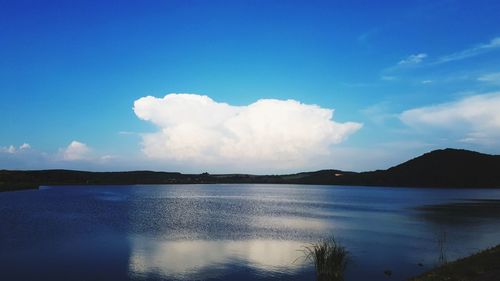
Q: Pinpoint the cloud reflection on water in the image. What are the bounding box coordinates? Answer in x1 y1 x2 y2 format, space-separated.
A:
128 237 307 279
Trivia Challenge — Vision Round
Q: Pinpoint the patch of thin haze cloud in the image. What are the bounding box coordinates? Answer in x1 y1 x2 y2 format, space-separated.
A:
328 141 435 172
361 102 398 126
435 37 500 64
357 28 379 45
398 53 428 65
133 94 362 172
381 76 396 81
478 72 500 85
400 92 500 146
118 131 139 136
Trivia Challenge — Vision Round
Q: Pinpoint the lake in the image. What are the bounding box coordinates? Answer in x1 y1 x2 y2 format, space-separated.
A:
1 184 500 281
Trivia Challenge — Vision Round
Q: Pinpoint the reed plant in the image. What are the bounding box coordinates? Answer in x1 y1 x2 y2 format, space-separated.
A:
301 237 349 281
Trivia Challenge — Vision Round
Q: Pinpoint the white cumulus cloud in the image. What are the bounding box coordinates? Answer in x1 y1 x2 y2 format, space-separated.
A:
400 92 500 145
60 140 92 161
1 143 31 154
20 143 31 150
133 94 362 171
1 145 17 154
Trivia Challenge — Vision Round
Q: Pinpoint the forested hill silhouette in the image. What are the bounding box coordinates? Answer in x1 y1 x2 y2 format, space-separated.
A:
368 148 500 188
314 148 500 188
1 148 500 191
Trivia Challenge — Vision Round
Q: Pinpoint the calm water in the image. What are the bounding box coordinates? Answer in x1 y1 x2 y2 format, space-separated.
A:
1 184 500 281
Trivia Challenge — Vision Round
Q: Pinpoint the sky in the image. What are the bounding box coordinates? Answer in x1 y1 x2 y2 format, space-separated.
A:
1 0 500 173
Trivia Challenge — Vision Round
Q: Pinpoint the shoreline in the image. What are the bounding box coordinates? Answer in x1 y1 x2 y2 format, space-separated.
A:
409 245 500 281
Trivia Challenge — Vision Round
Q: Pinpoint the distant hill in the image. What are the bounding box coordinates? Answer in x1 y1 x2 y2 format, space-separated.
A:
366 148 500 188
304 148 500 188
1 148 500 191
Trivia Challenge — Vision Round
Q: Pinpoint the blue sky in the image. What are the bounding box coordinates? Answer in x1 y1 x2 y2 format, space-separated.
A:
1 0 500 173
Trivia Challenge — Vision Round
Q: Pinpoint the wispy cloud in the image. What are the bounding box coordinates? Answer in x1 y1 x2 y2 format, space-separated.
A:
381 75 397 81
118 131 139 136
400 92 500 146
478 72 500 85
386 37 500 74
434 37 500 64
398 53 428 65
357 28 379 44
383 53 428 74
361 102 398 125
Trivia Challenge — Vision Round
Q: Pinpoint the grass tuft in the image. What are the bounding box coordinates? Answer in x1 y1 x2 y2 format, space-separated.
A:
301 237 349 281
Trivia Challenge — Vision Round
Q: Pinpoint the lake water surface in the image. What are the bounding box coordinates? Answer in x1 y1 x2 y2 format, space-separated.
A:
1 184 500 281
